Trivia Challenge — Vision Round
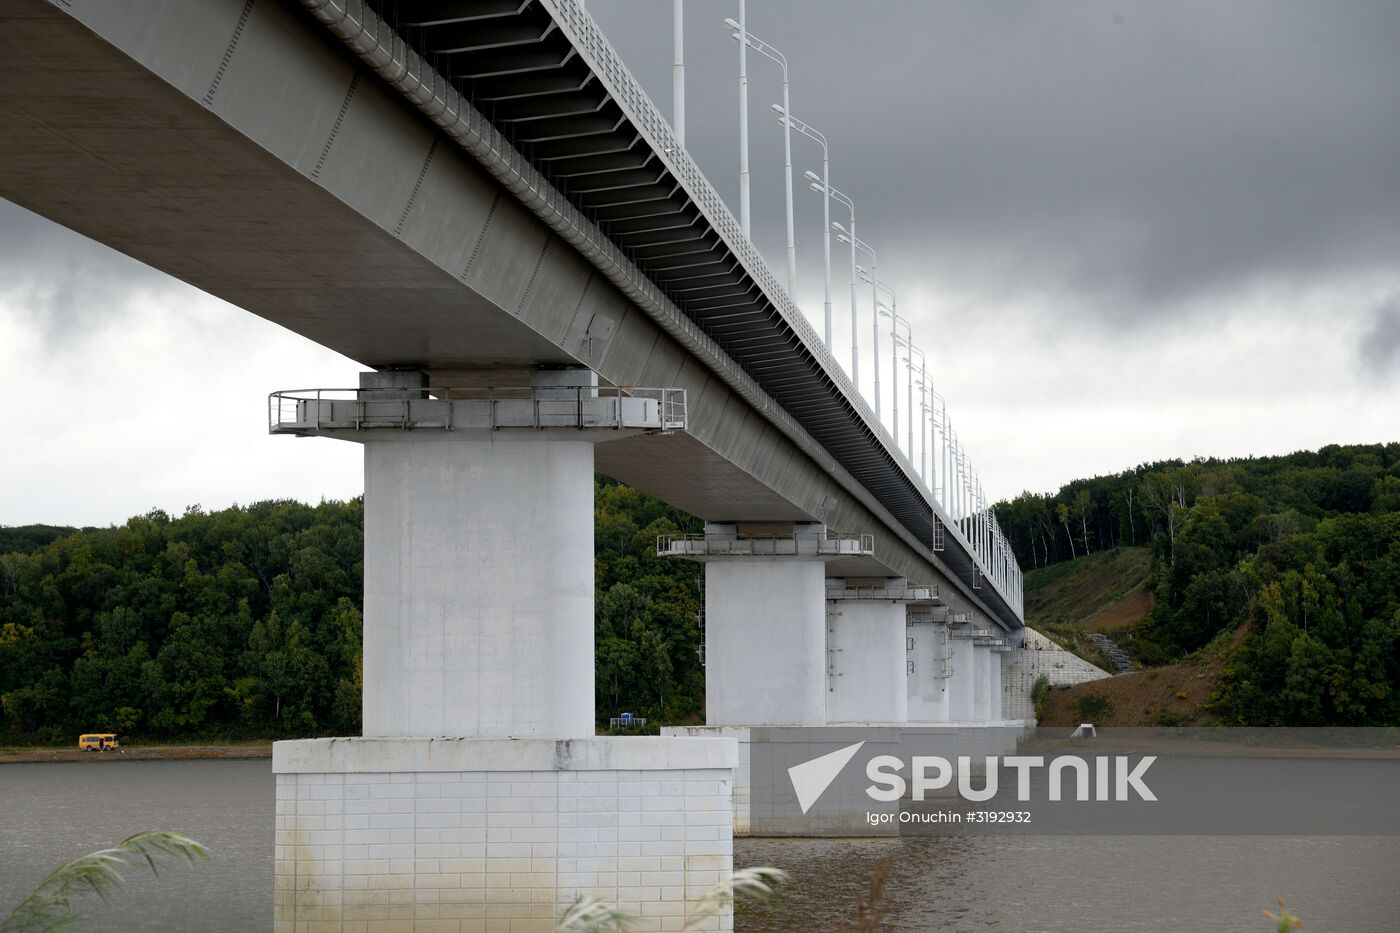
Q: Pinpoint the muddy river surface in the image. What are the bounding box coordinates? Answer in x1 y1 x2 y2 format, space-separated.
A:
1 760 1396 931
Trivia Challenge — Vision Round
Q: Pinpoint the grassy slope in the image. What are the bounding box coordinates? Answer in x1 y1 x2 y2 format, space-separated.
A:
1024 547 1225 726
1039 652 1224 727
1023 548 1153 672
1024 547 1152 630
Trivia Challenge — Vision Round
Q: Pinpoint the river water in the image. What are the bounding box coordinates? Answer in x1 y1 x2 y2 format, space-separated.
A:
1 760 1397 931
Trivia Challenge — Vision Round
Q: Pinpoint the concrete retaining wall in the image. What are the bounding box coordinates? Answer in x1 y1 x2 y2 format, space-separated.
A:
1001 628 1112 722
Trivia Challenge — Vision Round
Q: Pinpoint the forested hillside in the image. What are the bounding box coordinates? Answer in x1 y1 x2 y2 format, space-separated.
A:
0 501 365 743
997 443 1400 725
0 482 704 745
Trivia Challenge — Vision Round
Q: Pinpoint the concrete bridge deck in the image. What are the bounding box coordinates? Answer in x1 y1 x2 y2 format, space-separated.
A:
0 0 1022 629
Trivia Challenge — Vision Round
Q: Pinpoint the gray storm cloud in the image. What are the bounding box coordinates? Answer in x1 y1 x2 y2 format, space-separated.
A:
588 0 1400 321
0 200 174 343
1360 294 1400 377
2 1 1397 526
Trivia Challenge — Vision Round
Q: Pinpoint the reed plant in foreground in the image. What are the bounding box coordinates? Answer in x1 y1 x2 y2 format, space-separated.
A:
554 866 788 932
0 831 208 933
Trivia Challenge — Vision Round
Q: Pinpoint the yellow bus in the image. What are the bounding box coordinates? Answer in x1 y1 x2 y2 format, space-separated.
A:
78 733 119 752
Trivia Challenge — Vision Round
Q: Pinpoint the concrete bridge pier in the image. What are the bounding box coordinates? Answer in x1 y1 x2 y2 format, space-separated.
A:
948 625 979 722
272 370 735 932
988 644 1005 720
658 523 873 833
906 610 952 722
824 579 934 724
973 641 993 721
698 524 832 727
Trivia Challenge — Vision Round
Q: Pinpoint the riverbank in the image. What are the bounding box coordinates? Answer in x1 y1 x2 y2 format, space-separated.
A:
0 744 272 764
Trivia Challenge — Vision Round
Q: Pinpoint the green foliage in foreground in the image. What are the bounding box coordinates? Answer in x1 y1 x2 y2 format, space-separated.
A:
0 832 207 933
554 867 787 933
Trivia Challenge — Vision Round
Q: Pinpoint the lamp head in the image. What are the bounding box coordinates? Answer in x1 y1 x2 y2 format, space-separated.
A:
771 104 786 115
836 233 852 245
808 181 825 193
723 17 741 31
803 169 821 183
831 220 848 235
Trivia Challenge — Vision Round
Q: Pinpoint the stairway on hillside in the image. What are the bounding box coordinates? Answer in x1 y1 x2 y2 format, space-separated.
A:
1088 632 1134 673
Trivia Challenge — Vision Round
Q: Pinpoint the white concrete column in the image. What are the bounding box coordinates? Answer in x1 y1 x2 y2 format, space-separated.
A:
825 598 908 723
989 648 1004 720
972 643 992 721
705 559 828 725
363 432 595 738
948 634 976 721
907 621 951 722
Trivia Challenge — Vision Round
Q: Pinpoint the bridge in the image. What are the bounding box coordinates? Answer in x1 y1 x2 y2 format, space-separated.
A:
2 0 1034 927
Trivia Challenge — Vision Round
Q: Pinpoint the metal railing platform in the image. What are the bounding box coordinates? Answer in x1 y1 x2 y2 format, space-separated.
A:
950 628 1009 648
908 606 951 624
656 531 874 560
826 582 939 602
269 386 686 435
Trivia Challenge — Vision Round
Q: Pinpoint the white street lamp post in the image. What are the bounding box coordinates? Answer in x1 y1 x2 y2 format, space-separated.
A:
837 228 881 420
674 0 685 147
945 424 957 519
814 183 858 383
876 301 909 452
904 343 925 470
929 389 945 506
728 22 795 294
865 270 904 448
788 153 831 347
780 115 832 347
737 0 749 237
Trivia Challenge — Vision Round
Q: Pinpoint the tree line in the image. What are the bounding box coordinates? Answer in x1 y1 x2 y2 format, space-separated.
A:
2 442 1396 740
0 479 706 745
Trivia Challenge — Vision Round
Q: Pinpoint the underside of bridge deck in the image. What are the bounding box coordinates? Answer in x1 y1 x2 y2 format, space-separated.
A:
0 0 1019 632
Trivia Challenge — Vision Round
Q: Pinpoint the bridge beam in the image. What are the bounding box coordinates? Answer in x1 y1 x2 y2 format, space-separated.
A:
824 579 935 724
685 522 854 726
359 371 595 738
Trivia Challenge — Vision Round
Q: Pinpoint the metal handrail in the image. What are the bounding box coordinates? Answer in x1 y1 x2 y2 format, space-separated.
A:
826 583 938 601
268 385 687 433
656 531 874 557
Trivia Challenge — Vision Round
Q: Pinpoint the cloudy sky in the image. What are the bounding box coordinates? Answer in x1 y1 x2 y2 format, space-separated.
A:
4 0 1399 527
